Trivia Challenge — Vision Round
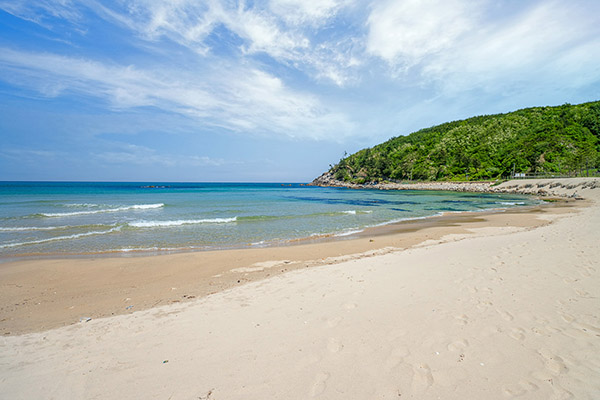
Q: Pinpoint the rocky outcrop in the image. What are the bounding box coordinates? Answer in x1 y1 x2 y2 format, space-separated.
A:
310 172 495 192
309 173 600 199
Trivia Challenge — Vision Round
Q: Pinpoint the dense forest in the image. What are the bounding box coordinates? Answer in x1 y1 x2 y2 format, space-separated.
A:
329 101 600 182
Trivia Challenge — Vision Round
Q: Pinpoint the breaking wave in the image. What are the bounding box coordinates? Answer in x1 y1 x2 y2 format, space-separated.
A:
39 203 165 217
129 217 237 228
0 226 122 248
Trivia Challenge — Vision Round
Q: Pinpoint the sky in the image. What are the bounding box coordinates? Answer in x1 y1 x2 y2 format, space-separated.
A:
1 0 599 182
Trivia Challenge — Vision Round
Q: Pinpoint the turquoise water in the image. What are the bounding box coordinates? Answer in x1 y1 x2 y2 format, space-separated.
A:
0 182 537 258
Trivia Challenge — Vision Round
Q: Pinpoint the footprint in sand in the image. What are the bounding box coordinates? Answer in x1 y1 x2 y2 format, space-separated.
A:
327 338 343 353
411 364 434 394
343 302 357 310
455 314 469 325
508 327 526 341
538 348 567 375
496 309 514 321
447 339 469 352
571 321 600 336
476 300 493 310
530 325 552 336
558 312 575 323
575 289 591 298
551 387 574 400
578 269 591 278
555 299 569 307
310 372 330 397
545 376 573 399
502 379 539 398
503 385 526 397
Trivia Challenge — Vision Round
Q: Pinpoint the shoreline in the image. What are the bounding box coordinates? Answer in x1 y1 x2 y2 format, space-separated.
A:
0 190 577 335
0 199 543 264
310 173 600 197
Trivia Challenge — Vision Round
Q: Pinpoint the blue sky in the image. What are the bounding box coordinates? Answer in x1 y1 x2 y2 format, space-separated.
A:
1 0 599 182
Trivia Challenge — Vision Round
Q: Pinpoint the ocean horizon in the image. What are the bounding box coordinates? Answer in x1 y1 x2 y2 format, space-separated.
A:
0 181 538 258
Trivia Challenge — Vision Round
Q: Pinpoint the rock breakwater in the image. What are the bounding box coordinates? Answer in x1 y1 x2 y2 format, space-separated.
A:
309 172 600 199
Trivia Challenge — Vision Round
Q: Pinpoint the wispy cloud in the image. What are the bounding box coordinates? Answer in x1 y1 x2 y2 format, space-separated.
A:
95 144 225 167
1 0 362 87
0 148 67 163
366 0 600 94
269 0 351 27
0 0 84 32
0 47 354 140
366 0 477 69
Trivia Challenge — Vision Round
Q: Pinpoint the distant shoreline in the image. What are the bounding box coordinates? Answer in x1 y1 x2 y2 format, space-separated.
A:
310 174 599 197
1 178 594 262
0 181 539 260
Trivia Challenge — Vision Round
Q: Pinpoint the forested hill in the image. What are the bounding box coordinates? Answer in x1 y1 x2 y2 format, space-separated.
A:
323 101 600 183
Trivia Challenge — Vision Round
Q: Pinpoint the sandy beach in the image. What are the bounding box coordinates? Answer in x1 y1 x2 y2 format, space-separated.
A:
1 178 599 399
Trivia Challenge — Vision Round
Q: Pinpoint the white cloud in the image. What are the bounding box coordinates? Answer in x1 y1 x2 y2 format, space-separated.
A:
422 1 600 93
0 48 354 140
366 0 478 68
117 0 357 83
268 0 351 26
1 0 360 86
365 0 600 95
0 0 81 28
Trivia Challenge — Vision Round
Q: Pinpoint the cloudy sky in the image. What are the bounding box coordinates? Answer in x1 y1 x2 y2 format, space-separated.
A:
1 0 599 182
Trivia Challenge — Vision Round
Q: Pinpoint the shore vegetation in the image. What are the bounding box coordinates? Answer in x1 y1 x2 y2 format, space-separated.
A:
330 101 600 182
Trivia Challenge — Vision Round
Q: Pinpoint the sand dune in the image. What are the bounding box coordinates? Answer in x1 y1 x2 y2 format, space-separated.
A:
1 178 599 399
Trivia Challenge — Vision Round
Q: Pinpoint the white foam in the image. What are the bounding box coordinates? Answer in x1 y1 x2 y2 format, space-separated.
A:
0 227 122 248
110 245 205 253
64 203 99 208
129 217 237 228
497 201 526 206
335 229 365 237
371 213 444 228
0 224 113 232
41 203 164 217
341 210 372 215
0 226 71 231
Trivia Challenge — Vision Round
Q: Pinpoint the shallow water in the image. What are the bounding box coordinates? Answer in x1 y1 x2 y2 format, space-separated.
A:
0 182 537 257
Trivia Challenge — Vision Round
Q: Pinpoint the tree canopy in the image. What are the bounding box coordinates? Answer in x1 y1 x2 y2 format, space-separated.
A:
330 101 600 182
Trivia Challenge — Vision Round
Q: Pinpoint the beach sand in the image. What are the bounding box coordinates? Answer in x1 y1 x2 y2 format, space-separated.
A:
1 178 599 399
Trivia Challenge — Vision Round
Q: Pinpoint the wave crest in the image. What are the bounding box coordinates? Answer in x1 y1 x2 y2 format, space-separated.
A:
0 227 122 248
129 217 237 228
40 203 164 217
0 224 112 232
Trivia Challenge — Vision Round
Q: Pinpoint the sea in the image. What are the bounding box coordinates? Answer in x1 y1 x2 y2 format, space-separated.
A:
0 182 538 259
